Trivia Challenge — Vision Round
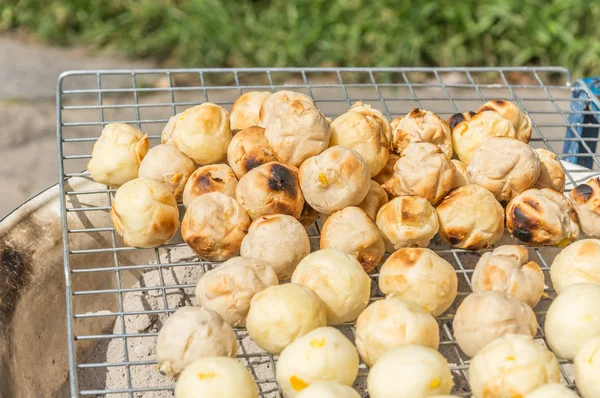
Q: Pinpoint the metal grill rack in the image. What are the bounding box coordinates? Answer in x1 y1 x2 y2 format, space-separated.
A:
57 67 600 397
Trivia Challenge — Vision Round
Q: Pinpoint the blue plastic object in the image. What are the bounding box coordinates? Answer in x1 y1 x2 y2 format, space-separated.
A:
564 77 600 168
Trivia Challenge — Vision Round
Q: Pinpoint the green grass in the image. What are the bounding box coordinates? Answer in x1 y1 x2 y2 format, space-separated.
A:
2 0 600 77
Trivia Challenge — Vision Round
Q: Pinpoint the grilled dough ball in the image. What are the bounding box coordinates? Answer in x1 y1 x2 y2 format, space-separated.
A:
246 283 327 355
355 295 439 367
88 123 149 187
374 151 400 198
329 103 390 176
195 256 278 327
298 203 319 229
469 334 560 398
545 283 600 360
349 102 393 146
174 357 259 398
551 239 600 294
477 100 532 143
182 164 238 208
533 148 565 191
467 137 541 201
138 144 196 201
472 245 544 308
390 108 453 158
264 99 330 167
524 383 579 398
226 126 277 179
451 159 469 188
276 327 359 398
296 382 360 398
506 188 580 246
386 142 455 205
450 110 517 164
379 248 457 317
258 90 315 127
367 345 453 398
358 180 389 219
437 185 504 250
376 196 439 251
156 306 238 377
235 162 304 220
230 91 272 131
570 177 600 237
320 206 385 273
110 178 179 248
240 214 310 279
575 336 600 398
299 146 370 214
182 192 251 261
453 291 537 358
161 103 232 165
291 248 371 325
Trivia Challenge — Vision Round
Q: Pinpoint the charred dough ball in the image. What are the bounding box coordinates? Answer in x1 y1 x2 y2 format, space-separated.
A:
240 214 310 279
374 151 400 198
194 256 278 327
391 108 453 158
182 164 238 208
524 383 579 398
110 177 179 248
235 161 304 220
295 381 360 398
230 91 272 131
226 126 277 179
570 177 600 237
299 146 370 214
320 206 385 273
378 248 457 317
436 184 504 250
533 148 565 192
156 306 238 377
182 192 251 261
451 159 469 188
88 123 149 187
258 90 315 127
358 180 389 219
472 245 544 307
477 100 532 143
139 144 196 201
551 239 600 293
574 335 600 398
506 188 580 246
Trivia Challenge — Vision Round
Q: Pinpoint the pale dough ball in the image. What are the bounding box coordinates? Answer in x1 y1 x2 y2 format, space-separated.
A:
330 104 389 177
374 151 400 199
240 214 310 279
291 248 371 325
469 334 560 398
436 184 504 250
378 248 458 317
296 381 360 398
139 144 196 201
358 180 389 219
162 103 232 165
450 110 517 164
156 306 238 377
367 345 453 398
349 102 392 146
533 148 565 192
174 356 259 398
472 245 545 307
87 123 149 187
387 142 455 205
265 99 330 167
453 291 537 358
355 295 439 367
467 137 541 201
276 326 359 398
299 146 370 214
544 283 600 360
477 99 532 143
246 283 327 354
376 196 439 251
110 177 179 248
258 90 315 127
506 188 580 246
320 206 385 273
451 159 469 188
524 383 579 398
182 164 238 208
235 162 304 220
226 126 277 179
551 239 600 293
230 91 272 131
195 256 278 327
391 108 453 158
575 335 600 398
181 192 251 261
570 177 600 238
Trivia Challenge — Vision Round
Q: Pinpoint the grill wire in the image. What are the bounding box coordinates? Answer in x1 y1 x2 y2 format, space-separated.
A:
56 67 600 397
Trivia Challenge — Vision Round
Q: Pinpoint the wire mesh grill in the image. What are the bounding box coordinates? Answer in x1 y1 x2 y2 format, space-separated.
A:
57 67 600 397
